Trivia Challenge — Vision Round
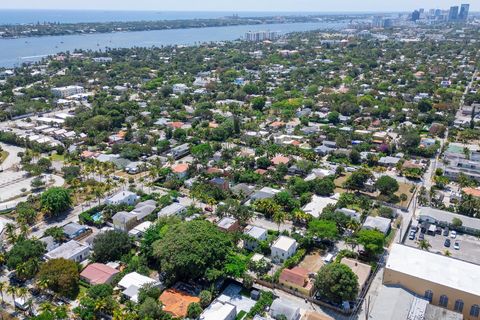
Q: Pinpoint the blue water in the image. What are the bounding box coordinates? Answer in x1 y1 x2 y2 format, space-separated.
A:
91 212 103 222
0 10 329 25
0 21 346 67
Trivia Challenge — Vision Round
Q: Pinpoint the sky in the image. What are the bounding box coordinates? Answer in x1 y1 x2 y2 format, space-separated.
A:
0 0 477 12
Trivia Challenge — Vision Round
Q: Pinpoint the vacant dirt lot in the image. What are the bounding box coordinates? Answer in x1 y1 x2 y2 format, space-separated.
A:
299 251 324 273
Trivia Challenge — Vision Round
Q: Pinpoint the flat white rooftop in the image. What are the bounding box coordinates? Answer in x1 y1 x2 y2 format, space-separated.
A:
272 236 297 251
387 244 480 297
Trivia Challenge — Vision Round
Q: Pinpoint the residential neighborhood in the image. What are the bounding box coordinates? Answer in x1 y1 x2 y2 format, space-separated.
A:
0 3 479 320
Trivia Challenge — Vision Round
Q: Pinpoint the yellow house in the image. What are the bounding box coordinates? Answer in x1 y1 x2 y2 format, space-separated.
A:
384 244 480 320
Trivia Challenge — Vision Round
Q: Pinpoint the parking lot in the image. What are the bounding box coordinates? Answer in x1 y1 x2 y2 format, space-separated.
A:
404 227 480 264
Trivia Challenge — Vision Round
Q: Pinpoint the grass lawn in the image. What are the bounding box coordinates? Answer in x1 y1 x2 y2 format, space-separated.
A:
50 153 65 161
236 310 247 320
0 150 9 165
394 182 415 207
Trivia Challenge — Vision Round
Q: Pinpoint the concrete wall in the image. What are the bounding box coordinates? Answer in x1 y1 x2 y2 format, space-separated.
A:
383 268 478 319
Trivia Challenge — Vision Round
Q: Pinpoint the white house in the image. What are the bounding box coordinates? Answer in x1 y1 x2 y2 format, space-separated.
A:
271 236 297 263
243 225 268 251
173 83 188 94
105 191 139 206
199 300 237 320
117 272 161 303
270 299 300 320
157 203 187 218
44 240 90 263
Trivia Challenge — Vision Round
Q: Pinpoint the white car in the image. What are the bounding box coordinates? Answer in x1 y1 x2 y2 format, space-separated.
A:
454 242 460 250
450 231 457 239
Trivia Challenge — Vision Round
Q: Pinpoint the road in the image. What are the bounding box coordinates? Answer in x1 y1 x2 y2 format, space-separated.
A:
0 142 23 170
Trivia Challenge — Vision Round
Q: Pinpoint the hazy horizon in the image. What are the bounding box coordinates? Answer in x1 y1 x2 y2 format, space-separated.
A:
0 1 477 12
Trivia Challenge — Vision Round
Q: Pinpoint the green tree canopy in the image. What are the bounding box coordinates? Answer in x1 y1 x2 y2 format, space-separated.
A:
375 175 399 195
315 263 359 303
40 187 72 217
153 220 233 281
357 229 385 256
37 258 79 298
92 230 133 263
308 219 339 240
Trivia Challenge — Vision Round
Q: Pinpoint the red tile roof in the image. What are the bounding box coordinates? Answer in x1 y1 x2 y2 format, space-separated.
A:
279 267 309 287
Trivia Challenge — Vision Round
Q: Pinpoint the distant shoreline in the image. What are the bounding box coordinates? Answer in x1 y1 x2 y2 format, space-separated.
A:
0 15 354 39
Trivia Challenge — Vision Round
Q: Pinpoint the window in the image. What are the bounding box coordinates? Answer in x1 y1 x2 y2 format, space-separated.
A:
424 290 433 303
471 305 480 317
454 300 464 313
439 295 448 307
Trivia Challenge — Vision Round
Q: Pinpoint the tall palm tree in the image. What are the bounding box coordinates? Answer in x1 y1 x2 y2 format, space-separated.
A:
0 281 5 306
7 285 18 310
4 223 17 245
272 210 286 232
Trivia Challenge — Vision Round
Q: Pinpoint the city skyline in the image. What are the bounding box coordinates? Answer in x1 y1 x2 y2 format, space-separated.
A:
0 0 477 12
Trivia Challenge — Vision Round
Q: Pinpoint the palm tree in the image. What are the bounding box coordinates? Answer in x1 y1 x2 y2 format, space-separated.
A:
444 249 452 257
345 237 358 251
39 302 54 313
0 281 5 306
346 219 361 233
7 285 18 310
4 223 17 244
272 210 286 232
418 239 431 251
36 278 50 295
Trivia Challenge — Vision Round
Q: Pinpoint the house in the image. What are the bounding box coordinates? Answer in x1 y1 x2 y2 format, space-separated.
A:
117 272 161 303
80 263 119 285
336 208 361 221
158 203 187 218
128 221 153 238
210 177 230 191
362 216 391 235
168 143 190 159
45 240 90 263
113 200 157 231
300 312 334 320
63 222 90 240
271 236 297 263
243 225 268 250
270 299 300 320
171 163 189 179
199 300 237 320
378 156 401 167
231 183 256 199
249 187 281 202
271 155 290 166
159 288 201 318
217 217 240 232
173 84 188 94
105 191 138 206
302 195 338 218
112 211 137 232
279 267 315 296
340 258 372 292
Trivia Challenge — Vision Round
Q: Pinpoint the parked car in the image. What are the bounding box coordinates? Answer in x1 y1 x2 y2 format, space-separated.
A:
444 239 451 247
419 233 425 240
443 227 449 236
409 231 416 240
454 242 460 250
435 226 442 235
450 231 457 239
